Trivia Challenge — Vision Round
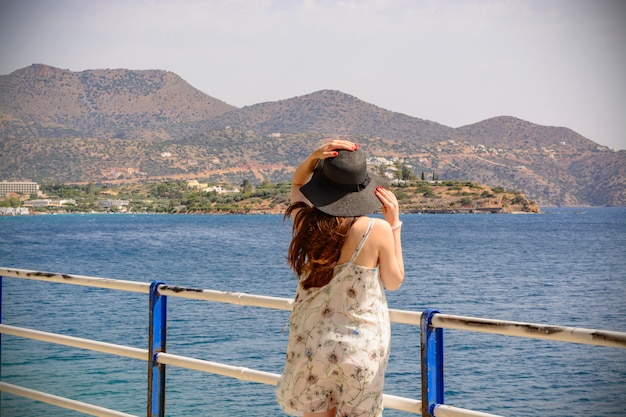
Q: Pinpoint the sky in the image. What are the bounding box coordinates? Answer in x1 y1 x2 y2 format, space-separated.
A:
1 0 625 150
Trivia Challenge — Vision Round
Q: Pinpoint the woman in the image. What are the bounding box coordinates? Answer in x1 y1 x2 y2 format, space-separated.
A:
276 140 404 417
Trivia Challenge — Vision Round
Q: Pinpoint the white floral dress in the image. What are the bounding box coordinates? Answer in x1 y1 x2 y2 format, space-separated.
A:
276 219 390 417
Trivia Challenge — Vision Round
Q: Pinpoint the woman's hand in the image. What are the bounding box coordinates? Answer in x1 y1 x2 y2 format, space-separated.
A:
375 186 400 228
312 139 358 160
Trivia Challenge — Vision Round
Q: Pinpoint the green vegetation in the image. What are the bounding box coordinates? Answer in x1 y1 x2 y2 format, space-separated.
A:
1 179 539 214
0 196 22 208
28 180 291 213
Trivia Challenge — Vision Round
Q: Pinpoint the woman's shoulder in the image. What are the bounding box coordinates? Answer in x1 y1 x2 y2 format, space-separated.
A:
363 218 394 245
351 216 391 239
365 216 392 230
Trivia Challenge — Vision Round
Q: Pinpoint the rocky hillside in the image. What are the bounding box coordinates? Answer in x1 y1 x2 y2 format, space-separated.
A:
199 89 453 142
0 64 623 206
0 64 235 139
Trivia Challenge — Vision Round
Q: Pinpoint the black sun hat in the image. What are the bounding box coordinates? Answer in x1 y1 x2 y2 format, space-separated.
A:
300 149 390 217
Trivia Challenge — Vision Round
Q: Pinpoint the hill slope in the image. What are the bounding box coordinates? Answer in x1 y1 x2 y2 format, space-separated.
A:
200 89 453 141
0 63 235 140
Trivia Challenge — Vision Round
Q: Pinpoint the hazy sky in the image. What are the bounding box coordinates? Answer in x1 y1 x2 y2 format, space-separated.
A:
1 0 624 149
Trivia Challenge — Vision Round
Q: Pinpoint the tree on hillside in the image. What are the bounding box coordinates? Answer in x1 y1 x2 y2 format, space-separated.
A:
396 159 417 181
0 196 22 208
241 178 253 194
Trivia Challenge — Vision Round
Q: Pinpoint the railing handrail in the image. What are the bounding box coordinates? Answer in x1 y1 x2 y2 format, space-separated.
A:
0 382 139 417
0 324 148 361
3 267 624 347
431 314 626 349
0 267 150 293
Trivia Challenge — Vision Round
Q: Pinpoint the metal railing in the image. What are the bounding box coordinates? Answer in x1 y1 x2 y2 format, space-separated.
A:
1 267 625 417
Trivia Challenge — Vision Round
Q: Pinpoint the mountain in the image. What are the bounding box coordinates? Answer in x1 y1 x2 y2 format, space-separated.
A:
441 116 624 206
0 64 624 206
0 63 235 140
199 89 453 141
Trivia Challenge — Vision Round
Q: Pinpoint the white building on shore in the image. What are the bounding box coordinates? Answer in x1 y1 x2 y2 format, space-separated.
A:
99 199 130 210
23 199 77 208
0 181 40 197
0 207 30 215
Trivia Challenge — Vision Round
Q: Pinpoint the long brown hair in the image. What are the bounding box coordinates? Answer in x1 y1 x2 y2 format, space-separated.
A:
284 201 356 289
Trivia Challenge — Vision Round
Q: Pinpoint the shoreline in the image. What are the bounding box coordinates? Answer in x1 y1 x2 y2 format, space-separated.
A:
5 206 617 217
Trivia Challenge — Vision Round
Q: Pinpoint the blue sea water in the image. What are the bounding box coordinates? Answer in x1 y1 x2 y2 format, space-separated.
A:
1 208 625 416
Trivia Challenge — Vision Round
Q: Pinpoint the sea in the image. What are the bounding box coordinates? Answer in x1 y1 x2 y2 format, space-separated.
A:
1 207 625 417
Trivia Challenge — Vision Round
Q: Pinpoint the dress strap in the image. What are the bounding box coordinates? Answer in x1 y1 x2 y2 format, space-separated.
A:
349 218 375 263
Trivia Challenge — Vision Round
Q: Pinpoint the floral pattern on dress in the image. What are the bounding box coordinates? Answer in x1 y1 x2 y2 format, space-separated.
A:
276 219 390 417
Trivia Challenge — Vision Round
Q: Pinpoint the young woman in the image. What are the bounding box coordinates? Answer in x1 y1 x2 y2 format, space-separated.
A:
276 140 404 417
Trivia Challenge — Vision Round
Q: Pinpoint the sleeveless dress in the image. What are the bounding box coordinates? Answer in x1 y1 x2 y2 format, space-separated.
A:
276 219 390 417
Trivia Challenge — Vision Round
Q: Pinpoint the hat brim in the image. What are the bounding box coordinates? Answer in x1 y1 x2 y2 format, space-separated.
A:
300 167 390 217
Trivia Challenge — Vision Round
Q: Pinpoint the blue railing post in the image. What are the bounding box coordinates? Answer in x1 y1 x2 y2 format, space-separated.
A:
148 280 167 417
421 308 444 417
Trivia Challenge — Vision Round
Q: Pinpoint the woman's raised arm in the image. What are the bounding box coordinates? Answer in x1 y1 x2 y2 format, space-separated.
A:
374 186 404 290
290 140 357 205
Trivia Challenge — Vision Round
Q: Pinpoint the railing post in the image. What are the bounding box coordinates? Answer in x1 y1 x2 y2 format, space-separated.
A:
147 281 167 417
421 308 444 417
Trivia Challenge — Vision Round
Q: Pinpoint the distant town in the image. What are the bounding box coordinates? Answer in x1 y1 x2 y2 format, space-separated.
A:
1 156 414 215
0 179 242 215
1 159 541 215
